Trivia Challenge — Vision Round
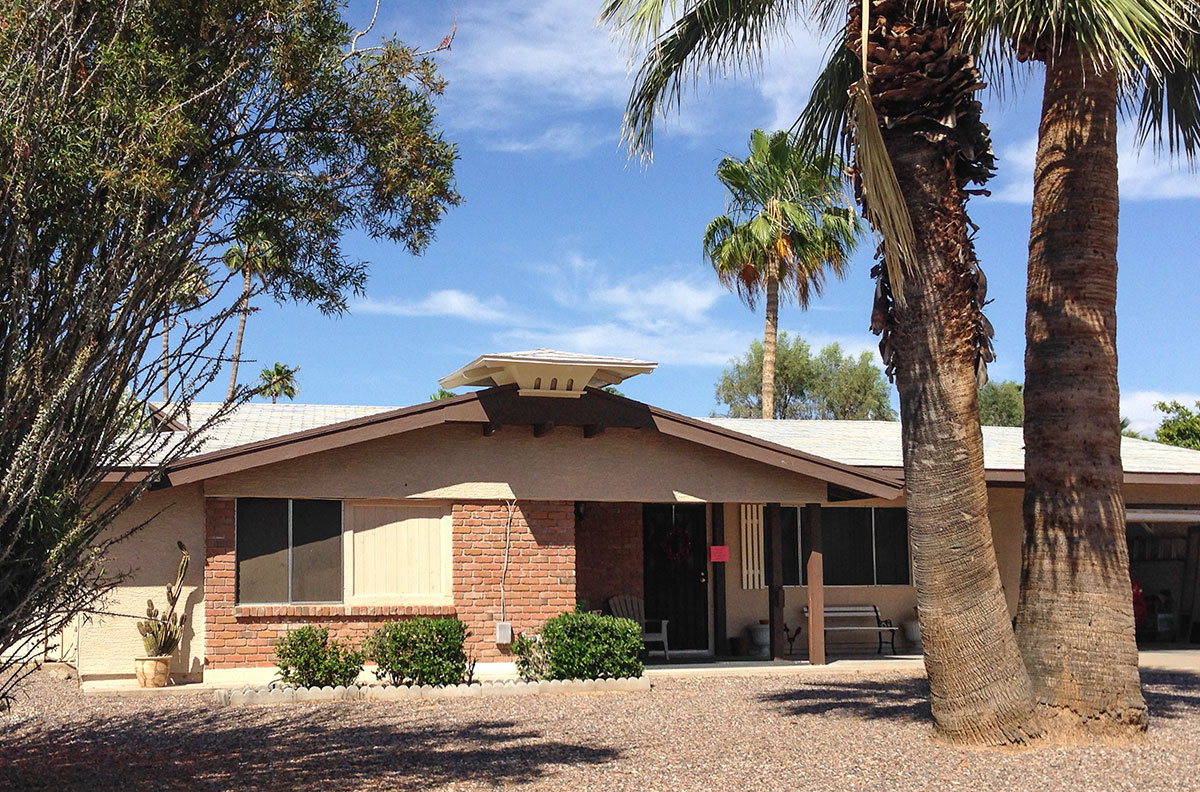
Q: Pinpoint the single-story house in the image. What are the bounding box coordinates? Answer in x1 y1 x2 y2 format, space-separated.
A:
60 349 1200 684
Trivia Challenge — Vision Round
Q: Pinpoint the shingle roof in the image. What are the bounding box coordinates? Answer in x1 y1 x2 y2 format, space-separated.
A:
697 418 1200 475
139 400 1200 478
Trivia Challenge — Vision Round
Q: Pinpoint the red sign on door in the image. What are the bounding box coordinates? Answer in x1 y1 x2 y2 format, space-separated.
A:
709 545 730 563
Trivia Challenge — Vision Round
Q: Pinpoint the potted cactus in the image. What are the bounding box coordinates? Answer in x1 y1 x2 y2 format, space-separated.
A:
134 541 189 687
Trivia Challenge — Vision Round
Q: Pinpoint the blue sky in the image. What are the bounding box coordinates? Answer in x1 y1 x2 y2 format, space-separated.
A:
202 1 1200 434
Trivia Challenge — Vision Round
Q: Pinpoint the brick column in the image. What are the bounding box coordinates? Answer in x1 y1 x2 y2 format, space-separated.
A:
203 498 239 667
453 501 575 661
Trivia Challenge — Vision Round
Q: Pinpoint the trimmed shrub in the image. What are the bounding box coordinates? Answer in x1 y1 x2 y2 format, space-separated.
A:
273 626 363 688
538 612 644 680
365 617 471 687
512 632 548 682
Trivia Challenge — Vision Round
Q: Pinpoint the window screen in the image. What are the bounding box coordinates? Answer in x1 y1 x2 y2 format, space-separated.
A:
236 498 342 604
291 500 342 602
782 507 801 586
236 498 289 603
872 508 910 585
822 508 874 585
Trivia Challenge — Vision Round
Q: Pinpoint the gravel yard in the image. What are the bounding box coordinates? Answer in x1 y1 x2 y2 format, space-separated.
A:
2 668 1199 792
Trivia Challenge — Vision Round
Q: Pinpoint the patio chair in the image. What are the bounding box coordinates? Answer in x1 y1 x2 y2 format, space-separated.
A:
608 595 669 660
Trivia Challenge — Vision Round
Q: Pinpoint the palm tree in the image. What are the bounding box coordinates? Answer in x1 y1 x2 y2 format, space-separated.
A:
224 232 282 402
958 0 1195 736
703 129 859 419
258 362 299 404
602 0 1041 744
161 265 211 402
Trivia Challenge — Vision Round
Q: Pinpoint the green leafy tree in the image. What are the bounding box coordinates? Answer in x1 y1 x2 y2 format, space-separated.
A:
1155 401 1200 449
716 334 894 420
604 0 1039 743
259 363 300 404
703 129 859 420
429 387 457 401
964 0 1196 736
0 0 458 701
1120 417 1145 440
978 380 1024 427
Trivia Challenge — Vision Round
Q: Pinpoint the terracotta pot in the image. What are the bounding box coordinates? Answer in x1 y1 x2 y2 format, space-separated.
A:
135 655 172 688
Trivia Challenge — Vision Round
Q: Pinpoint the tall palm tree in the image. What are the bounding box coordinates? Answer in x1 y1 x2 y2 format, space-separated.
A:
161 265 211 402
602 0 1041 744
962 0 1194 735
258 362 299 404
223 232 282 402
703 129 859 419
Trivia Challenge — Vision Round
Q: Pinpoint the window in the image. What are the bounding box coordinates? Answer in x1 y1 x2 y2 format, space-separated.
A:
236 498 342 604
782 507 910 586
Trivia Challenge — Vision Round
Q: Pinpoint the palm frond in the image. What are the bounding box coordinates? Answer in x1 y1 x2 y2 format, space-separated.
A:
1136 25 1200 163
963 0 1191 85
793 42 861 163
604 0 805 158
850 79 916 300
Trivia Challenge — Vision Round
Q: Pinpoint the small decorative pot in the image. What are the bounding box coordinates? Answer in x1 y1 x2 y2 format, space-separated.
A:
135 656 172 688
903 620 921 650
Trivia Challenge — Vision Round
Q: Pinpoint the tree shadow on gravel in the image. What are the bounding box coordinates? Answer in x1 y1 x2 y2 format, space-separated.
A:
1142 669 1200 720
759 677 932 722
0 704 620 791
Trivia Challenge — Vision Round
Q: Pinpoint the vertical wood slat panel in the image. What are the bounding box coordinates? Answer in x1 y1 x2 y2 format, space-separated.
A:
740 503 765 590
343 503 450 601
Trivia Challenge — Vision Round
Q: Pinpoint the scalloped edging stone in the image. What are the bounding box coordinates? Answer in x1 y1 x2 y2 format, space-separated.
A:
212 676 649 707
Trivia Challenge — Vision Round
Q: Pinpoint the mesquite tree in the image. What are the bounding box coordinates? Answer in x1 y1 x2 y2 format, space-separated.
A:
0 0 459 701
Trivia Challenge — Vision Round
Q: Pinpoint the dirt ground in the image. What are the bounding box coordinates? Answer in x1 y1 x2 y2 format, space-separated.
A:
1 668 1198 791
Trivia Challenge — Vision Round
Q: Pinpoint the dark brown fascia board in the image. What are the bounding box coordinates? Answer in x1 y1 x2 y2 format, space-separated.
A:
164 391 485 486
161 386 904 498
643 409 903 499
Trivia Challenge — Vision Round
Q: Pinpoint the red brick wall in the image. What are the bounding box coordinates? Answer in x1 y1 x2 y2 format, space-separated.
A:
203 498 452 668
203 497 576 669
575 501 643 612
452 501 576 661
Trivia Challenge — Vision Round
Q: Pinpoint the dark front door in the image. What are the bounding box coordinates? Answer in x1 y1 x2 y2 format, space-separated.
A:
643 503 709 652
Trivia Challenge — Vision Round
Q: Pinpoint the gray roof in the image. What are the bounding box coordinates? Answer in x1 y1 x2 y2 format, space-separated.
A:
698 418 1200 475
137 400 1200 478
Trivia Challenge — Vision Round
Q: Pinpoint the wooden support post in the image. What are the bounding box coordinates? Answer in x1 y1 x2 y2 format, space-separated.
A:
711 504 728 657
803 503 825 665
583 423 605 439
532 421 555 438
764 502 784 660
482 421 502 437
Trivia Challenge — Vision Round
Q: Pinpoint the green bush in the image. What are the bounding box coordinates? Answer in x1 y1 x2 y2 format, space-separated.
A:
537 612 644 680
365 617 471 687
273 626 364 688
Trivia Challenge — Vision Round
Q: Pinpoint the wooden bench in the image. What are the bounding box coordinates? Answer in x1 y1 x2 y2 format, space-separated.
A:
802 605 898 655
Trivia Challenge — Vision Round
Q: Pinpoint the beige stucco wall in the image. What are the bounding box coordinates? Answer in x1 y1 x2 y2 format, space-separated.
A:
204 424 829 505
76 483 207 681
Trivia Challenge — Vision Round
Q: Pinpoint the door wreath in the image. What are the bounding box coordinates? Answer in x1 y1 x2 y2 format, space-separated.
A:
660 521 692 563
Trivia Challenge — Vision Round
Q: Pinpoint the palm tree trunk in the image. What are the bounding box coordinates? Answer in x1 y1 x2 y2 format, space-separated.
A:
1016 51 1146 735
884 131 1041 746
226 268 252 402
762 268 779 419
161 314 170 403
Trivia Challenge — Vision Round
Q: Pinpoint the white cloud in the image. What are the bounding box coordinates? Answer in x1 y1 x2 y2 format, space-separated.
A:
496 322 756 367
353 290 511 323
487 123 615 156
1121 390 1200 436
989 126 1200 204
592 278 726 329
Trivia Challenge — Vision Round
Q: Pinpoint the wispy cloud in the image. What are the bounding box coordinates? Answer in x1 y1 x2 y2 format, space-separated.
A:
487 123 615 157
496 323 756 367
354 290 511 323
990 126 1200 204
1121 390 1200 436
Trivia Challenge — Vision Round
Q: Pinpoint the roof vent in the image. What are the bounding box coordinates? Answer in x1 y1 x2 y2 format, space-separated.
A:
438 349 657 399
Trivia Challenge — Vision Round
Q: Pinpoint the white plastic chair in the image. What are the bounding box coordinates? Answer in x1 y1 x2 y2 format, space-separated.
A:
608 595 669 660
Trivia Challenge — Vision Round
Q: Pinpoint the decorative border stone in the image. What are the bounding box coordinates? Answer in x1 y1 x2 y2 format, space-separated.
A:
212 676 649 707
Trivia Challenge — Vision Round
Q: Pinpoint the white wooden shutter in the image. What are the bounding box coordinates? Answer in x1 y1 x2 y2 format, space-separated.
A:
343 502 452 605
740 503 766 590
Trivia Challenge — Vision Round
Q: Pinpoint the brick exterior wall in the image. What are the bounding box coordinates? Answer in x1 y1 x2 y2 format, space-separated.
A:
575 501 643 612
203 497 577 669
203 498 453 668
452 501 576 661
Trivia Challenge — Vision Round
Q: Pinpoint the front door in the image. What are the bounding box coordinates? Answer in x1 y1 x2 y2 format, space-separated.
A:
643 503 709 652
